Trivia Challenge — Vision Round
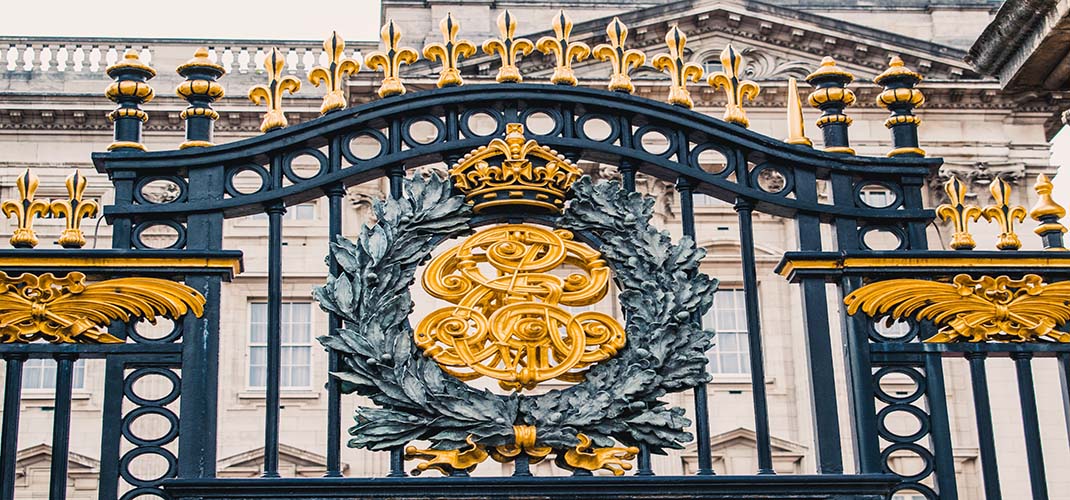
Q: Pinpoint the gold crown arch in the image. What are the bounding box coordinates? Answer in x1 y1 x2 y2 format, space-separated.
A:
415 124 626 391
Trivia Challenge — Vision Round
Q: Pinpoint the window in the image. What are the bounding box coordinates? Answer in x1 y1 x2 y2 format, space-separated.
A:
859 188 895 208
23 358 86 390
250 203 316 221
892 494 926 500
703 289 750 374
249 302 313 389
702 59 722 75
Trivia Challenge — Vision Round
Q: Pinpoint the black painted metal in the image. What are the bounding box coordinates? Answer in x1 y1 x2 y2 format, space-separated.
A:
924 355 958 500
325 148 345 477
49 355 76 500
263 203 285 479
966 353 1001 500
1013 353 1049 500
1 355 25 500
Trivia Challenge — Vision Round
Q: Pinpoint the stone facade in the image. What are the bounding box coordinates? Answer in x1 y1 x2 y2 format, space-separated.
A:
1 1 1068 499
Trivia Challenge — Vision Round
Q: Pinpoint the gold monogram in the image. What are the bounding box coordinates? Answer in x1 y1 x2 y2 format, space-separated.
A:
415 224 625 390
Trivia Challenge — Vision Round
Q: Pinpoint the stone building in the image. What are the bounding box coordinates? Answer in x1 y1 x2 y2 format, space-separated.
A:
0 1 1067 498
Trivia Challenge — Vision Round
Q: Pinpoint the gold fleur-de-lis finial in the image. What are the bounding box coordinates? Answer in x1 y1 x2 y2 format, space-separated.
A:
936 176 982 250
651 26 704 108
248 48 301 133
424 13 476 88
593 17 646 93
483 10 534 83
785 77 812 146
536 10 590 86
365 20 420 97
50 171 100 249
2 169 50 248
708 45 760 127
983 176 1028 250
308 31 360 115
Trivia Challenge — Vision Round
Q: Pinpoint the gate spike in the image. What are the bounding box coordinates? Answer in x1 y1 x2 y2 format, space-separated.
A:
424 13 476 88
365 20 419 97
482 10 533 83
651 26 703 108
707 44 760 127
785 77 812 146
248 47 301 132
805 57 855 154
309 31 360 114
592 17 645 93
536 10 590 86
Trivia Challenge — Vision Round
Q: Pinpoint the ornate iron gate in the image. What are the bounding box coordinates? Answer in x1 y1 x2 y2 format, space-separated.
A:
1 13 1067 500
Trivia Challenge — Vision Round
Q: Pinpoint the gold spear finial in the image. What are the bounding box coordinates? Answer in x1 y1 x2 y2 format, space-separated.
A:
936 176 982 250
592 17 645 93
365 20 420 97
308 31 360 114
424 13 476 88
651 26 703 108
1 169 50 248
483 10 534 83
707 45 760 127
983 176 1027 250
248 48 301 132
50 171 100 249
536 10 590 86
785 77 812 146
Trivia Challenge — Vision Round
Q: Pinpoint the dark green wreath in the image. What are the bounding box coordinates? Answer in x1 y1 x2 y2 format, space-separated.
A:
314 174 716 455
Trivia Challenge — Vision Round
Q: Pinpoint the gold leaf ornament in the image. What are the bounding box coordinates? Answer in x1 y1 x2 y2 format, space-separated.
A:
308 31 360 114
651 26 703 108
1 169 50 248
482 10 534 83
982 176 1027 251
248 48 302 132
592 17 646 93
707 45 760 127
562 434 639 475
535 10 590 86
423 13 477 88
364 20 420 97
50 171 100 249
936 176 982 250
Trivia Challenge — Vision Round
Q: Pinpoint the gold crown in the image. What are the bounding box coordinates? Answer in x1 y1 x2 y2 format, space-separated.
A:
450 123 581 213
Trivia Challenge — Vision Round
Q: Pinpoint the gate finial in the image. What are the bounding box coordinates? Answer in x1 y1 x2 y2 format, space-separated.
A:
785 77 812 146
309 31 359 114
1 169 49 248
483 10 533 83
248 48 301 133
876 55 925 157
707 44 760 127
424 13 476 88
593 17 645 93
936 176 982 250
176 47 225 148
982 177 1027 251
365 20 419 97
1030 174 1067 250
50 171 100 249
652 26 703 108
105 50 156 151
536 10 590 86
805 57 855 154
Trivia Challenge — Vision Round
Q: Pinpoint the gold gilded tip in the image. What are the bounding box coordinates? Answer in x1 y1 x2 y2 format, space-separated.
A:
874 55 922 85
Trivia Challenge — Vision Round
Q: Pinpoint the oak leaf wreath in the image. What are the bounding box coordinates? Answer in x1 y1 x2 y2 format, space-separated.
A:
314 174 717 456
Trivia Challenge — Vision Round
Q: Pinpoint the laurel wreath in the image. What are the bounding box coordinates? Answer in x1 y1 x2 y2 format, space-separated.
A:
314 174 716 455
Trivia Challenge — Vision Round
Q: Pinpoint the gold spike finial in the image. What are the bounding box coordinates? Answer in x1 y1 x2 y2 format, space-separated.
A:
536 10 591 86
592 17 645 93
936 176 982 250
707 45 760 127
651 26 704 108
1 169 50 248
1031 173 1068 249
248 48 301 133
49 171 100 249
365 20 420 97
785 77 812 146
983 176 1027 250
424 13 476 88
482 10 533 83
308 31 360 114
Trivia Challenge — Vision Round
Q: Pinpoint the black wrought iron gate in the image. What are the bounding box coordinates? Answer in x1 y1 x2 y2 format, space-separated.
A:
1 16 1068 500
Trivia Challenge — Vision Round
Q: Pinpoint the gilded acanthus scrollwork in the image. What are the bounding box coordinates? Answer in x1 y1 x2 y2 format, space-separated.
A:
0 271 206 344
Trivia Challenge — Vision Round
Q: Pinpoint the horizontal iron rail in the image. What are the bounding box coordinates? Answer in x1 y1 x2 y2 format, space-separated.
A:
0 249 244 278
872 343 1070 361
777 250 1070 282
0 343 181 357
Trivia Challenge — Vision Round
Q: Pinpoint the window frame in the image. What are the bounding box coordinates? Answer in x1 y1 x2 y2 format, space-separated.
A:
247 301 315 391
703 287 753 376
21 357 87 392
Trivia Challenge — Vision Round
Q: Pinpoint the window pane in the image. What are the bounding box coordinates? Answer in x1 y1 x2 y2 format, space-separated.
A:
248 302 312 389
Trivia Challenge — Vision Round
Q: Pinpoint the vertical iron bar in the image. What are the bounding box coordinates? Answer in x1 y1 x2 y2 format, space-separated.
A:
97 358 124 500
966 353 1001 500
924 355 959 500
1013 353 1048 500
734 198 774 475
49 354 76 500
386 164 407 478
1059 352 1070 453
676 177 714 476
262 201 285 478
324 137 344 478
838 276 881 473
0 355 25 500
619 157 651 475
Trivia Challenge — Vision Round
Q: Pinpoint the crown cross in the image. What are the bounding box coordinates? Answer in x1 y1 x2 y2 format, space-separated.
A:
248 48 302 132
593 17 645 93
652 26 703 108
536 11 590 86
1 169 50 248
483 10 533 83
308 31 360 114
424 13 476 88
366 20 419 97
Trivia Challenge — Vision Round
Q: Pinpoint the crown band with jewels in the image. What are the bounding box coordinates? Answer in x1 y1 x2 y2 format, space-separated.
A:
449 123 581 213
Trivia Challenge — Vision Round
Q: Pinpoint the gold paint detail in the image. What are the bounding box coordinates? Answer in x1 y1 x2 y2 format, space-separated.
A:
415 224 624 391
785 77 812 146
874 55 922 85
107 108 149 123
106 141 147 152
877 87 925 110
483 10 533 83
0 271 206 344
593 17 645 94
936 176 982 250
885 115 921 127
309 31 360 114
651 26 703 108
488 425 553 463
805 56 854 82
365 20 419 97
536 10 590 86
179 108 219 121
777 256 1070 278
405 436 490 475
562 433 639 475
0 256 243 275
822 146 856 155
106 50 156 78
50 171 100 249
105 79 155 102
175 48 225 101
707 45 760 128
248 48 301 133
814 114 852 127
1030 174 1067 237
424 13 476 88
887 146 926 157
807 87 855 108
844 274 1070 343
449 123 581 213
179 140 215 149
175 47 225 75
982 177 1027 251
1 169 49 248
